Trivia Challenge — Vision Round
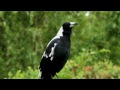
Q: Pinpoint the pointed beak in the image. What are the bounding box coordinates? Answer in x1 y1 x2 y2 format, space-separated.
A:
70 22 77 27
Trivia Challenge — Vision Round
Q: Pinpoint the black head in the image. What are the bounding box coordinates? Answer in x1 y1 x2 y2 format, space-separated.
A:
62 22 77 30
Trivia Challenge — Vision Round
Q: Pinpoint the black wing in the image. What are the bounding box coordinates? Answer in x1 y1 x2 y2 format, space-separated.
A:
39 37 60 79
51 38 70 73
40 37 70 78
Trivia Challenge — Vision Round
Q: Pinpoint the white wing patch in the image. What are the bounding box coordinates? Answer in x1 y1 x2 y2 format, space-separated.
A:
42 43 57 61
49 43 57 61
42 26 63 60
42 51 48 58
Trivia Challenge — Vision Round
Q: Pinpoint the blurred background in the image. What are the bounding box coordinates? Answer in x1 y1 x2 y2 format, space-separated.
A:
0 11 120 79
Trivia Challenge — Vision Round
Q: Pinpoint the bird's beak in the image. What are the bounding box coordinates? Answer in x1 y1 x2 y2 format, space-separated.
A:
70 22 77 28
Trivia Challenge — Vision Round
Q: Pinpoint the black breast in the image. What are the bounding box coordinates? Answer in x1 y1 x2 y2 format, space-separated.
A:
51 37 70 75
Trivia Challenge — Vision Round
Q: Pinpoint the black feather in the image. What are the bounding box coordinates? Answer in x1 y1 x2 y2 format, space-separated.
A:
39 22 77 79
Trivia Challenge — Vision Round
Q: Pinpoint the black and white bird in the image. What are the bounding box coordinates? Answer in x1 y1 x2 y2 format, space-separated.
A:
39 22 77 79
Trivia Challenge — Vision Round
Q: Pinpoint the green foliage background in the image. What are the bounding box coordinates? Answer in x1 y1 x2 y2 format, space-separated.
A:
0 11 120 79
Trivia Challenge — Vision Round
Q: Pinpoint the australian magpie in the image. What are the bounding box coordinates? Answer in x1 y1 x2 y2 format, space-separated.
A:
39 22 77 79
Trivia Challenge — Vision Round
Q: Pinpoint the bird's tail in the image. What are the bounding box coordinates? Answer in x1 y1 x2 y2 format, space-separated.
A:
38 71 52 79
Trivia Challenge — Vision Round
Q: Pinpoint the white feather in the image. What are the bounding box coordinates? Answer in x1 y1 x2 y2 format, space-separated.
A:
46 27 63 48
42 26 63 60
49 43 57 61
56 27 63 37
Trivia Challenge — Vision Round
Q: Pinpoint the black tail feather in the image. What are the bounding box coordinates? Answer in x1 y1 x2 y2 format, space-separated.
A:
40 71 52 79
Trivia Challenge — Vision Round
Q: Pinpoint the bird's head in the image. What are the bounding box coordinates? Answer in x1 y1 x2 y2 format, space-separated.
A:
62 22 77 30
56 22 77 37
